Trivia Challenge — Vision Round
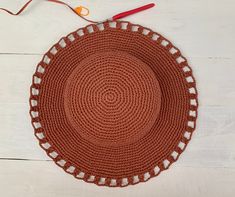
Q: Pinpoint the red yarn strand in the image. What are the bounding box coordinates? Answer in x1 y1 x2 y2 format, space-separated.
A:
0 1 155 23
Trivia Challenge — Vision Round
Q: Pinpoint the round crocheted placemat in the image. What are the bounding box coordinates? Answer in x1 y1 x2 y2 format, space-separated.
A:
29 21 198 187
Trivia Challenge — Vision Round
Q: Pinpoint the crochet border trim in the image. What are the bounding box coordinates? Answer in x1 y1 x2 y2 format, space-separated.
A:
29 21 198 187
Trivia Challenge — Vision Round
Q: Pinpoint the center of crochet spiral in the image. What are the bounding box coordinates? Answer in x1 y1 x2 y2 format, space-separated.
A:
64 51 161 147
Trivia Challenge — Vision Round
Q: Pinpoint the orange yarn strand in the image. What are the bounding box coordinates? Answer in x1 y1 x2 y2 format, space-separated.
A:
0 1 155 23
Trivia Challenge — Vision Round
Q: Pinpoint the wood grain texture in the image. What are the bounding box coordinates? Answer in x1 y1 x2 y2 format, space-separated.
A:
1 160 235 197
0 0 234 196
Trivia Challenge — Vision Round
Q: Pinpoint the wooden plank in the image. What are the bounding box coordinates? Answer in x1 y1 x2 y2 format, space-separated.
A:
0 160 234 197
0 0 234 57
0 55 235 168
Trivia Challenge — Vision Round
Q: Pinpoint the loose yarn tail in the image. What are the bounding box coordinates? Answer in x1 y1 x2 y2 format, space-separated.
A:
0 1 155 23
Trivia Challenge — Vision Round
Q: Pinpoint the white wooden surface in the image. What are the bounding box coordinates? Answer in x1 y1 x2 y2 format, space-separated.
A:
0 0 235 196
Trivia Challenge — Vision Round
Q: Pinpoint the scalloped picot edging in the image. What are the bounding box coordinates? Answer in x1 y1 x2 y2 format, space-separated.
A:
29 21 198 187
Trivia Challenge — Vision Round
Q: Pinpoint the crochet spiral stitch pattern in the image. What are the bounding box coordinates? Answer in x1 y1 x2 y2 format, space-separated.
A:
29 21 198 187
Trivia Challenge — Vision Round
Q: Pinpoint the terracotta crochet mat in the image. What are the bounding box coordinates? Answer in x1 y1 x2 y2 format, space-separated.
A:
29 21 198 187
